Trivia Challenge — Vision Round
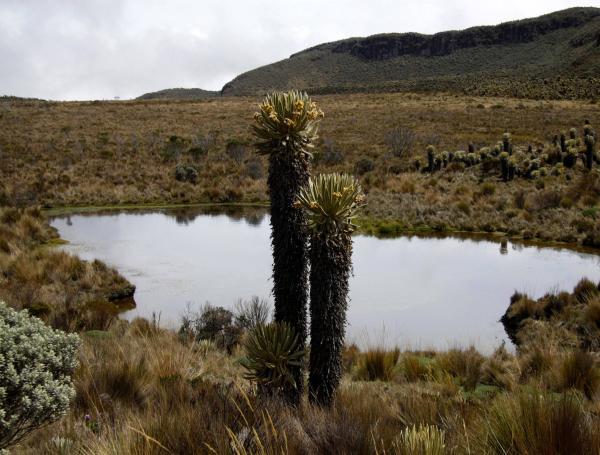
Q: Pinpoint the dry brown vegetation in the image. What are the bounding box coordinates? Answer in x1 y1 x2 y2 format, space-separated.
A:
0 207 134 331
3 92 600 453
8 318 600 454
1 93 599 247
502 277 600 352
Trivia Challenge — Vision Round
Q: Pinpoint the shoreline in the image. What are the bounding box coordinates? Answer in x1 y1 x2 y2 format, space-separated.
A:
45 202 600 256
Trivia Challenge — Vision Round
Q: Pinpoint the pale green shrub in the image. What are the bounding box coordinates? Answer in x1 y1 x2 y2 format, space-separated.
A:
392 424 446 455
0 302 79 449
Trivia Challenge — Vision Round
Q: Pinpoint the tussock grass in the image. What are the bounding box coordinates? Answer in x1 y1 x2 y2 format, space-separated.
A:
10 321 600 454
0 207 135 331
354 347 400 381
473 390 600 454
1 94 599 247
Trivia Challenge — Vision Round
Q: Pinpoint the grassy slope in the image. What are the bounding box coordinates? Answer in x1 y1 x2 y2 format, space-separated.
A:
222 7 600 98
136 88 220 100
1 92 599 247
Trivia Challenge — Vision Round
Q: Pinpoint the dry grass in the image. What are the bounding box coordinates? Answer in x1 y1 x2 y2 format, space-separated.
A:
7 317 600 454
473 390 600 454
1 93 599 247
353 348 400 381
503 278 600 352
0 207 134 331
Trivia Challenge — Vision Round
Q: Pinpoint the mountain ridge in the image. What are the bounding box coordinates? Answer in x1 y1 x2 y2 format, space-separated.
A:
221 7 600 99
139 8 600 100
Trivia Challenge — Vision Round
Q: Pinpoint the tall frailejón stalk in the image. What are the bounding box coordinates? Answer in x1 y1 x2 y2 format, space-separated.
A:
252 91 323 403
296 173 366 406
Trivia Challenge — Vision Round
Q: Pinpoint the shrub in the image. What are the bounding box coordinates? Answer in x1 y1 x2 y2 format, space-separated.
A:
584 296 600 328
178 304 242 351
532 189 562 210
234 296 271 331
174 164 198 184
513 189 527 209
385 127 416 158
318 138 344 165
161 135 185 162
244 158 264 180
573 278 599 303
474 391 597 454
188 131 216 161
0 302 80 449
354 348 399 381
558 351 600 399
225 138 248 164
436 347 484 391
583 227 600 248
355 157 375 175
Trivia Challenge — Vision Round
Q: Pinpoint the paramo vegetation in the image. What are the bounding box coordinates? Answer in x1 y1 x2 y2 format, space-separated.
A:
0 93 599 248
1 90 600 454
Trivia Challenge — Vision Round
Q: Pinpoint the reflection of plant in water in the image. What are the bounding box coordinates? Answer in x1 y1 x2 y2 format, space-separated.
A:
166 206 269 226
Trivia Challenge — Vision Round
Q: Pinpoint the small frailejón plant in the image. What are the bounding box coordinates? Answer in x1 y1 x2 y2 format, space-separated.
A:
239 322 305 393
0 302 80 449
392 424 446 455
584 134 595 171
252 91 323 403
296 173 366 406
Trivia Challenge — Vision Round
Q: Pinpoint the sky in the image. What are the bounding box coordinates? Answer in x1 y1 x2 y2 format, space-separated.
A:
0 0 594 100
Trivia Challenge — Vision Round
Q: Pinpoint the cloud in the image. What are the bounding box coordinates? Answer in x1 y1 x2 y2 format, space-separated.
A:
0 0 588 100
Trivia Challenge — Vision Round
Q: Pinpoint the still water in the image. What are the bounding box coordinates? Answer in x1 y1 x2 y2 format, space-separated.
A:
51 206 600 352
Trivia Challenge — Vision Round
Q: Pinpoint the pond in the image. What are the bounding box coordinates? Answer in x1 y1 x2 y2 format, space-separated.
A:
51 206 600 352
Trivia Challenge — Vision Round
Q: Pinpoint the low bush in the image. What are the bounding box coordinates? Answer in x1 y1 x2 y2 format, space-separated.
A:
0 302 80 449
558 351 600 400
174 164 198 184
354 348 399 381
473 391 599 454
179 303 242 352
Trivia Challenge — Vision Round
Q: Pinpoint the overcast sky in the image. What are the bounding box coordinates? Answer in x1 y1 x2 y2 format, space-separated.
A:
0 0 593 100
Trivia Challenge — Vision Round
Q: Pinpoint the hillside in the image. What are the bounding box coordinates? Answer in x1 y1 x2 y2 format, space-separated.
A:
136 87 219 100
222 7 600 99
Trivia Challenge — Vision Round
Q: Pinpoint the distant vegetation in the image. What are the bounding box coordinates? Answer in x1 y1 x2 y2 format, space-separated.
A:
1 92 598 248
136 87 219 100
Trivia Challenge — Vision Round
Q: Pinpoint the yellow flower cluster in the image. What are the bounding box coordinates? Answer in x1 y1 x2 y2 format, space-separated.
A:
254 97 323 132
333 191 342 198
306 101 324 121
261 102 274 114
257 102 279 123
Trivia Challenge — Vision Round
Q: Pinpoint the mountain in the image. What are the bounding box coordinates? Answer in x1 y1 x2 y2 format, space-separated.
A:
136 88 219 100
221 7 600 99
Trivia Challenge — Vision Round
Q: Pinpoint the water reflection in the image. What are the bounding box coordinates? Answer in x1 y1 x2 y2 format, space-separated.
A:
500 239 508 255
51 206 600 353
